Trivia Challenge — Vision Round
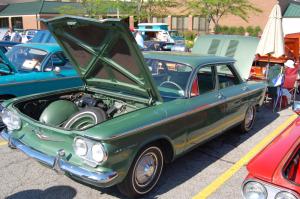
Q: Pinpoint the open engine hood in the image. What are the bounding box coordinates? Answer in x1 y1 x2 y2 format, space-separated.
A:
43 16 162 103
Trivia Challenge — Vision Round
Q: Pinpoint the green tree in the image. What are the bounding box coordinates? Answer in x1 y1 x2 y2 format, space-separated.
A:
57 0 127 18
187 0 261 28
123 0 177 23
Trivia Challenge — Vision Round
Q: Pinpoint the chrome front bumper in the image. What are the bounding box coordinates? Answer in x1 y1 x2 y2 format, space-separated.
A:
1 129 118 187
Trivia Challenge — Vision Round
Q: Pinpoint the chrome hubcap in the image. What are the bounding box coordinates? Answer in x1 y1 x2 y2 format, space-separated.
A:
245 107 254 128
135 152 158 187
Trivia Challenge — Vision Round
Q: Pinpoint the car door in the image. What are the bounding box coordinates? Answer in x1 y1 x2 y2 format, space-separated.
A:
185 65 226 147
215 63 247 130
39 52 82 91
9 52 82 97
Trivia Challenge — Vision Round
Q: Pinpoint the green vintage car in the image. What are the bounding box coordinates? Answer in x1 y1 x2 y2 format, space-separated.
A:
0 16 266 198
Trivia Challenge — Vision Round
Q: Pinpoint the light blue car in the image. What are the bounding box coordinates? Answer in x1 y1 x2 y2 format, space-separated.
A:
0 43 83 101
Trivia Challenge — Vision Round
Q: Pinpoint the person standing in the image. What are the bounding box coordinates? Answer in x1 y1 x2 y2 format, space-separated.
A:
135 31 144 49
10 28 22 42
3 28 12 41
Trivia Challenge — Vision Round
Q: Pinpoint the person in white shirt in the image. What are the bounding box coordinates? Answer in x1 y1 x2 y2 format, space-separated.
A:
10 28 22 42
135 31 144 48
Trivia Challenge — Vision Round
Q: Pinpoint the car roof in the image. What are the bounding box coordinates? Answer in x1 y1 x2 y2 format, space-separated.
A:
143 52 235 67
15 43 61 53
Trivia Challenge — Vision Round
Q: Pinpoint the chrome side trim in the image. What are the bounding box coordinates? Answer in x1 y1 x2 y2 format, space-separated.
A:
242 178 300 199
1 129 118 186
105 87 264 140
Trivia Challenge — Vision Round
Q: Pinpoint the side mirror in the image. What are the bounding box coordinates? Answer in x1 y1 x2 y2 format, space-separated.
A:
53 66 61 75
292 101 300 115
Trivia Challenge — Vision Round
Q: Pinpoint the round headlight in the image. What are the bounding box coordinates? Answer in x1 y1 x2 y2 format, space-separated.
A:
243 181 267 199
2 109 21 131
74 138 88 156
91 143 107 163
275 191 297 199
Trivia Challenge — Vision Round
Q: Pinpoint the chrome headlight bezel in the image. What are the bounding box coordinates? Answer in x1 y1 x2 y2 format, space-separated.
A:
275 191 297 199
242 179 300 199
1 108 22 131
73 137 88 156
243 181 267 199
91 143 108 163
73 136 108 167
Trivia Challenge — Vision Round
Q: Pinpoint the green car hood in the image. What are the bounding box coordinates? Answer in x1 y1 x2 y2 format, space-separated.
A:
192 34 259 80
43 16 162 103
0 49 17 73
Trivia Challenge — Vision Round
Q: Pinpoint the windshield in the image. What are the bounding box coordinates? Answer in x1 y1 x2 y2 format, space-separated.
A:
6 46 48 71
146 58 193 98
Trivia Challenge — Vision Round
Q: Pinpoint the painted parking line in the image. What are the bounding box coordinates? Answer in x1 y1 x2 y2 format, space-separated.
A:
0 141 7 146
193 114 298 199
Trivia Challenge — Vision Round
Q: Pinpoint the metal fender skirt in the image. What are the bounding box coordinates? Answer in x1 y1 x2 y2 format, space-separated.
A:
0 129 118 187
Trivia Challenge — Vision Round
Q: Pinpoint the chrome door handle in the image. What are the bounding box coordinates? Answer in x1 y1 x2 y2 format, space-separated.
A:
242 86 248 91
216 93 226 100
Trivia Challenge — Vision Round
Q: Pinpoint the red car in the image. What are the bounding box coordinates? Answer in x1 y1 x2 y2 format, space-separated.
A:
242 106 300 199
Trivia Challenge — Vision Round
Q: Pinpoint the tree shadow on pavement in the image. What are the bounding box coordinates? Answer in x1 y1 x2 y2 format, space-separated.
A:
5 186 76 199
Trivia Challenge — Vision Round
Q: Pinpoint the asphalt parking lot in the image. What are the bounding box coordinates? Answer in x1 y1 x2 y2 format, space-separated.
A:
0 104 296 199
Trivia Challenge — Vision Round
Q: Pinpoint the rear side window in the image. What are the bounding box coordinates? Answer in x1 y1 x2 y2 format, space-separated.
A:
44 52 72 71
191 65 215 97
216 64 240 89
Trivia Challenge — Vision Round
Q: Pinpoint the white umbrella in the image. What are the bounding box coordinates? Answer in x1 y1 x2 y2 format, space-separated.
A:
256 2 284 57
256 3 285 112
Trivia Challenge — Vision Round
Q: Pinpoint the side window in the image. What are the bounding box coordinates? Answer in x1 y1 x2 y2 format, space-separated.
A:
216 64 240 89
44 52 71 72
0 57 11 73
191 65 215 97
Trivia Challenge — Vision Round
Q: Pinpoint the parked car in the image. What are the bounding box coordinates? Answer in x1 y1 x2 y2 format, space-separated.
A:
0 42 82 101
169 30 185 45
29 30 57 43
242 103 300 199
136 23 185 51
21 29 38 43
0 16 266 198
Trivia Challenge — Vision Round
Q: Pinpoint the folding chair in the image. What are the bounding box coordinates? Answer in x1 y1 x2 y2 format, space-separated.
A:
275 62 299 111
283 66 299 103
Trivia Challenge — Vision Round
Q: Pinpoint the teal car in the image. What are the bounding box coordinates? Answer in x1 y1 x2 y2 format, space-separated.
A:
0 16 266 198
136 23 185 51
0 43 82 101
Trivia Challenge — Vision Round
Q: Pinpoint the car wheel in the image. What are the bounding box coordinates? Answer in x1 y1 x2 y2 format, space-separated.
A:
240 105 256 133
117 145 164 198
63 107 107 130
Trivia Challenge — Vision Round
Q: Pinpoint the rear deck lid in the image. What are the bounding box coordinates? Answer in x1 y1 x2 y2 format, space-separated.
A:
192 34 259 80
43 16 162 103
